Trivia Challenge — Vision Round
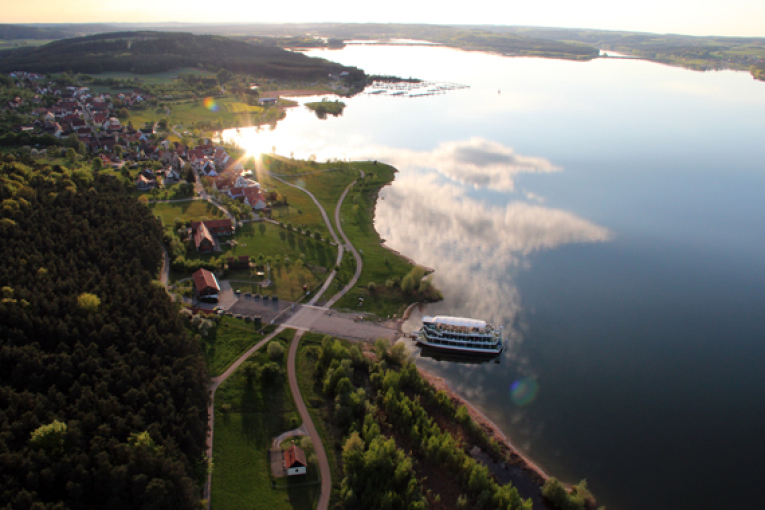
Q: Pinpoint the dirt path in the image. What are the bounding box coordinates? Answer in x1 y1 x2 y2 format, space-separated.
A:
287 329 332 510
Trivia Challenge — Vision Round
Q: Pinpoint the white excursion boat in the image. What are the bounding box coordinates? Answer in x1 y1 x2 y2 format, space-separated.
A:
417 315 503 355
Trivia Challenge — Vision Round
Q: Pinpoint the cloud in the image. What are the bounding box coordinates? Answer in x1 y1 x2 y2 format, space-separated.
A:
366 137 561 191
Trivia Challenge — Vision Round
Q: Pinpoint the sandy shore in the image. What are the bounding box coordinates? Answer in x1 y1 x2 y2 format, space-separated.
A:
416 366 550 487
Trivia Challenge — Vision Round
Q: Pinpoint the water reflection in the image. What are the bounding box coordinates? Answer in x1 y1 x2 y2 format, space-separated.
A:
368 137 561 191
376 172 611 331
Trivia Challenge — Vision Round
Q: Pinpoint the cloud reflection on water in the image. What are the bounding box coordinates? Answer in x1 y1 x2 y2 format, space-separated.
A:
367 137 561 191
377 172 611 330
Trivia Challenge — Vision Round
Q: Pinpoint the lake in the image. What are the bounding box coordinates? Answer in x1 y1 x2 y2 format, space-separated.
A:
226 44 765 510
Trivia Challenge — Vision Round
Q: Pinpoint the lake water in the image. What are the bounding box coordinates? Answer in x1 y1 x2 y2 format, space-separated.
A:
226 45 765 510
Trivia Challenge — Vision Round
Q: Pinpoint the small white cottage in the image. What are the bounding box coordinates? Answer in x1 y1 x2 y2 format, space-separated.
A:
283 444 307 476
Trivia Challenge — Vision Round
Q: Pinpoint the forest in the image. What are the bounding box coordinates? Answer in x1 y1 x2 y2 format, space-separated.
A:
0 160 209 509
0 31 366 83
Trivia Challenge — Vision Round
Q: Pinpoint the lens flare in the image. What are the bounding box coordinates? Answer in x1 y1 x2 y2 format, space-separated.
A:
203 97 219 112
510 377 539 407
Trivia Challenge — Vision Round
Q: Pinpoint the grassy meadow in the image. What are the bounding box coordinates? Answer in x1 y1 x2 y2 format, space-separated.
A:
211 329 321 510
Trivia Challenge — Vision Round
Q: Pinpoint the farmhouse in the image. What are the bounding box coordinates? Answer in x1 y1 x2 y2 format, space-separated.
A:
192 269 220 302
192 222 215 253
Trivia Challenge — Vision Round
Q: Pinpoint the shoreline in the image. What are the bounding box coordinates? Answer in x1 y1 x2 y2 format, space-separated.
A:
415 365 550 487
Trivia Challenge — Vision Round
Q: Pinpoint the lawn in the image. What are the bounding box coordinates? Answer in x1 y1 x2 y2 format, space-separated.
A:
200 315 266 377
212 329 320 510
179 222 338 301
148 199 225 231
332 162 423 316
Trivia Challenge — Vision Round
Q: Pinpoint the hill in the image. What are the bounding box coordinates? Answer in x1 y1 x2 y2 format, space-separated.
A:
0 31 365 81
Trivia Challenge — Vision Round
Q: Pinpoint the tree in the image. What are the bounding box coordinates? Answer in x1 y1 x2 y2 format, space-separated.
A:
114 145 123 157
401 274 415 294
77 292 101 312
92 157 102 171
267 341 285 360
29 420 67 455
65 147 76 162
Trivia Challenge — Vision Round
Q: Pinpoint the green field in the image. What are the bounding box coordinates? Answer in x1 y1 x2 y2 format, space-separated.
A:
149 199 225 230
212 329 320 510
201 316 266 377
177 221 338 301
332 163 424 316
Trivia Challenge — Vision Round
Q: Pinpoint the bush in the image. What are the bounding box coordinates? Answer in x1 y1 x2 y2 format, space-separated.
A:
267 341 285 360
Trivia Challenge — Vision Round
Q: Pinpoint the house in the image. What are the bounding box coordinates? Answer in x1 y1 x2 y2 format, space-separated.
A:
227 255 251 269
283 445 307 476
191 219 233 237
135 174 155 191
192 268 220 302
193 222 216 253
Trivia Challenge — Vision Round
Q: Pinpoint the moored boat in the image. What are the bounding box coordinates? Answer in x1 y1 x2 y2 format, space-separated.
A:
417 315 503 355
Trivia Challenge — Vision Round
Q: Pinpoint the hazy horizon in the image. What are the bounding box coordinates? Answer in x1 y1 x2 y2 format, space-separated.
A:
5 0 765 39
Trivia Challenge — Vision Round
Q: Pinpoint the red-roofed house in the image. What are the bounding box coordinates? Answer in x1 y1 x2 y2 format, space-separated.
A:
192 269 220 302
283 445 307 476
193 222 215 253
191 219 233 238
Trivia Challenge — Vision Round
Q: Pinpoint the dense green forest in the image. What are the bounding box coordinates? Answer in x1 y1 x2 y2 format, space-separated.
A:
0 31 365 82
0 160 209 509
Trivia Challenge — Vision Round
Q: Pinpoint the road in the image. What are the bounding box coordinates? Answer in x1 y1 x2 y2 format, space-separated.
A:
325 171 364 308
287 330 332 510
267 172 344 305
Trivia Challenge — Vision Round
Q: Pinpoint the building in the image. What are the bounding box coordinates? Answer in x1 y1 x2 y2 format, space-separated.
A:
191 219 233 237
283 445 307 476
193 222 215 253
192 269 220 302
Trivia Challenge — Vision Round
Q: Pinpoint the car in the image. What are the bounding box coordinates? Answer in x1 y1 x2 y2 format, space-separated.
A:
245 292 252 297
234 289 241 295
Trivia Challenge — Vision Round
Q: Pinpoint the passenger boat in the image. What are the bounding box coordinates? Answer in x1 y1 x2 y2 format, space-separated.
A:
417 315 503 355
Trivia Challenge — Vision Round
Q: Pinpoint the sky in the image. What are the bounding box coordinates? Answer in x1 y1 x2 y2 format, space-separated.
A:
5 0 765 38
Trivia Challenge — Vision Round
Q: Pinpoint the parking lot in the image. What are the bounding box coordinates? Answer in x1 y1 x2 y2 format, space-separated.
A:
227 293 292 324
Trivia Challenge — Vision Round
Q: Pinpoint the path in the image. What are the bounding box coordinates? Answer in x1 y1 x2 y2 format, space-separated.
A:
268 172 344 305
325 171 364 307
287 330 332 510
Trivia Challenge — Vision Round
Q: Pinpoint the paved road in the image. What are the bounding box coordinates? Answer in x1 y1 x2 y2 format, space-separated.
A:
268 172 344 305
325 171 364 308
287 330 332 510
